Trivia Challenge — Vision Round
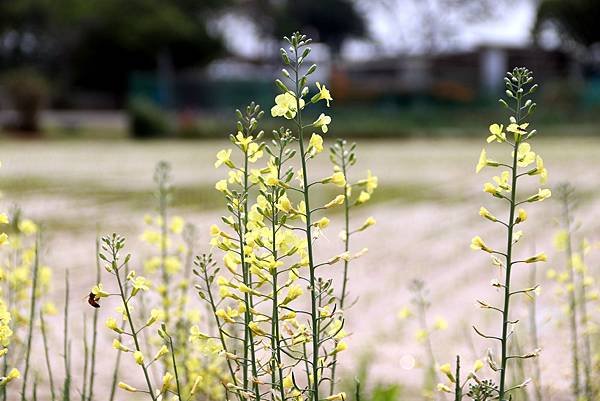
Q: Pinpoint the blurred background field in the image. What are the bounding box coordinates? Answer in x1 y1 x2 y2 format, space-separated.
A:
1 0 600 400
1 137 600 400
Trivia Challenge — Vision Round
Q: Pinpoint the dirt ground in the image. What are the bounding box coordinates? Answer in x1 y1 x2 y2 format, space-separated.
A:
1 137 599 401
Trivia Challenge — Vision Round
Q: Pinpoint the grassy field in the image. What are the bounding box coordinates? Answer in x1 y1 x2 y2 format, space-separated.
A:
1 137 599 400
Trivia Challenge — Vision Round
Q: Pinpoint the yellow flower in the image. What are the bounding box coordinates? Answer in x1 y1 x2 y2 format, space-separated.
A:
357 216 376 232
112 339 131 352
0 214 8 225
415 329 428 343
325 195 345 208
526 188 551 203
479 206 497 222
283 374 294 389
325 393 346 401
6 368 19 382
281 285 304 305
515 208 527 224
358 170 378 194
248 142 263 162
133 351 144 365
476 149 499 173
214 149 233 168
153 345 169 360
525 252 547 263
487 123 506 143
271 92 304 119
439 363 455 382
483 183 500 197
433 317 448 330
471 236 493 253
118 382 138 392
277 194 293 213
327 172 346 187
131 276 152 296
169 216 184 234
215 179 228 193
0 233 7 246
437 383 452 393
356 191 370 204
309 133 324 154
313 113 332 133
553 230 568 251
234 132 253 151
515 142 536 167
398 307 412 320
507 122 529 139
333 341 348 354
161 372 174 393
248 322 267 336
312 82 333 106
106 317 123 334
91 283 110 298
473 359 484 372
315 217 330 229
18 219 37 236
528 155 548 184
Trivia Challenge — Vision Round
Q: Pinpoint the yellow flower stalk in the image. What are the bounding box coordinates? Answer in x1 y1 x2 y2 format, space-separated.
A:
471 68 549 401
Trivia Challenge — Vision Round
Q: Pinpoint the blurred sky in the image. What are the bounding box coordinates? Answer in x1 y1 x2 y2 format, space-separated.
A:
219 0 552 60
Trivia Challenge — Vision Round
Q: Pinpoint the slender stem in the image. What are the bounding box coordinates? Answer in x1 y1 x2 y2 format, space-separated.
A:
81 319 89 401
114 263 157 401
561 195 580 399
63 270 71 401
293 44 320 401
201 264 240 396
528 260 542 401
454 356 461 401
159 181 170 325
40 311 57 401
109 264 129 401
578 246 592 401
330 143 350 395
270 146 286 401
166 332 182 401
498 84 522 401
21 234 40 401
87 237 101 401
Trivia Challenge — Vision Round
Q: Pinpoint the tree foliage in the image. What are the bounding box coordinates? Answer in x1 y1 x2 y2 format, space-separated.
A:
534 0 600 50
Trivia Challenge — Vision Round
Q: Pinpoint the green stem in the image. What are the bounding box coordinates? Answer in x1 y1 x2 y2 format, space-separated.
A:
293 44 320 401
578 247 592 401
81 318 89 401
330 143 350 395
87 237 101 401
21 234 40 401
561 195 580 400
454 356 461 401
114 262 157 401
498 92 522 401
40 311 57 401
528 261 542 401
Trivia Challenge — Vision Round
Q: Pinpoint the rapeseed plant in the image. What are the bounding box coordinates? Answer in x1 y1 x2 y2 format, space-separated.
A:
196 31 368 401
546 184 599 401
471 67 548 401
328 138 376 394
398 279 449 399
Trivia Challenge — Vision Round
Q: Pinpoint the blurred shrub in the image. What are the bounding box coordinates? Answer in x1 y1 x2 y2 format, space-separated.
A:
2 68 50 133
128 97 171 138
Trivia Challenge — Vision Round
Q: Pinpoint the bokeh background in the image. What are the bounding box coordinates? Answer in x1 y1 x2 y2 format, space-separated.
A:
0 1 599 400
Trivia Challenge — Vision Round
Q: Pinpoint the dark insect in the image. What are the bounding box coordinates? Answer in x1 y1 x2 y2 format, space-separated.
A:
87 292 101 308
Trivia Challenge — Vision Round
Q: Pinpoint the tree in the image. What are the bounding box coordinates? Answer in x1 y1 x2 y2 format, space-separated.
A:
534 0 600 51
241 0 367 56
0 0 228 104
